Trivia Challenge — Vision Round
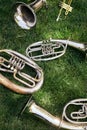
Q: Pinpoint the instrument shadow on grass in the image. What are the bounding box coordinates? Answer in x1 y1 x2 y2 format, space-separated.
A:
0 90 36 130
18 95 57 130
0 87 31 118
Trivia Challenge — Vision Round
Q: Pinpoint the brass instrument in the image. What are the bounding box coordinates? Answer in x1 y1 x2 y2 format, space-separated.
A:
20 98 87 130
56 0 73 21
14 0 47 29
0 49 43 94
26 38 87 61
63 99 87 124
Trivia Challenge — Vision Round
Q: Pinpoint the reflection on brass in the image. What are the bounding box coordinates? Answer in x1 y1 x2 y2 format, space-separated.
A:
20 98 87 130
14 0 47 29
0 49 43 94
26 39 87 61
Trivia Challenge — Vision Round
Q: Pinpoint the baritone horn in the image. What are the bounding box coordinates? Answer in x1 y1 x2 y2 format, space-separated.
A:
14 0 47 29
20 98 87 130
0 49 43 94
26 38 87 61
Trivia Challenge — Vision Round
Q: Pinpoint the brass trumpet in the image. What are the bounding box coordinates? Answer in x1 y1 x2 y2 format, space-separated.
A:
14 0 47 29
20 98 87 130
26 38 87 61
56 0 73 21
0 49 43 94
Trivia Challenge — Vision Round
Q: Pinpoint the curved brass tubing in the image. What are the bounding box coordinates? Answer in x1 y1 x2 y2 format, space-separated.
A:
26 39 87 61
0 49 44 94
20 98 87 130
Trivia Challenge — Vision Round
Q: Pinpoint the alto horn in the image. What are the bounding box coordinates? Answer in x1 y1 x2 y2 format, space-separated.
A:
20 98 87 130
26 38 87 61
0 49 43 94
14 0 47 29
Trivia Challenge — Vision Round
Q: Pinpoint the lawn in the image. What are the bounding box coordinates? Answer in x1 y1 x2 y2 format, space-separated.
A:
0 0 87 130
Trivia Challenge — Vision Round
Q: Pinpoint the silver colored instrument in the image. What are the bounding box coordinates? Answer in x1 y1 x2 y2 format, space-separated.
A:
14 0 47 29
26 38 87 61
62 99 87 124
0 49 43 94
20 98 87 130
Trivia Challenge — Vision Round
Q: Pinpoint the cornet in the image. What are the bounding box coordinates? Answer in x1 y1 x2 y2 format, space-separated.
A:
26 38 87 61
20 98 87 130
0 49 43 94
14 0 47 29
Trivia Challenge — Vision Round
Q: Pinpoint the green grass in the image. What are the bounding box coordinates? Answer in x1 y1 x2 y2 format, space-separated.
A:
0 0 87 129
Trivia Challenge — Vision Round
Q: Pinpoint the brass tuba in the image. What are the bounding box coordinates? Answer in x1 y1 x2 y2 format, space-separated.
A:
0 49 44 94
20 98 87 130
26 38 87 61
14 0 47 29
